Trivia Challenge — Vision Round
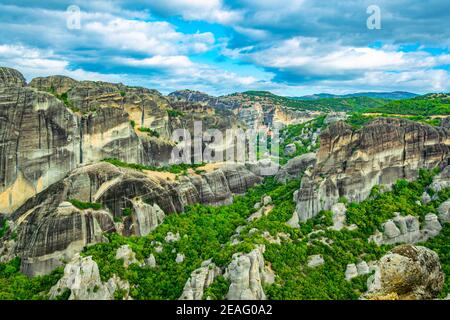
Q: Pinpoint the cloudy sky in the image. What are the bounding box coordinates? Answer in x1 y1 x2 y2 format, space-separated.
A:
0 0 449 96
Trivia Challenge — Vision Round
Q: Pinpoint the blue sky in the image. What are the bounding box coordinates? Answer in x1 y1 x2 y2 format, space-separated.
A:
0 0 449 96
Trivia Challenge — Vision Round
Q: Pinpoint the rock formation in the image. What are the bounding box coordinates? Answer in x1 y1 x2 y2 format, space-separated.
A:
115 245 139 268
49 254 130 300
307 254 324 268
438 200 450 223
369 213 442 245
179 259 222 300
275 153 316 183
345 261 371 281
290 118 449 225
430 165 450 193
364 245 444 300
0 67 26 86
2 160 262 276
225 245 274 300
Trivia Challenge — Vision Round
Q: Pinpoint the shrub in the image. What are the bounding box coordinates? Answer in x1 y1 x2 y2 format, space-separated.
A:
69 199 103 210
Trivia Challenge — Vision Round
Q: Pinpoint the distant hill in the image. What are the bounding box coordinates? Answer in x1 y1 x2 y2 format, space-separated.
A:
370 93 450 116
168 90 449 116
295 91 418 100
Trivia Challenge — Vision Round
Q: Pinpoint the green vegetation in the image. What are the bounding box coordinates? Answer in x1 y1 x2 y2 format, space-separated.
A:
122 208 133 217
130 120 136 128
239 91 388 112
0 258 64 300
138 127 160 138
48 87 78 112
203 276 230 300
69 199 103 210
103 158 206 175
422 224 450 298
239 91 450 116
345 113 377 129
346 112 444 129
279 116 326 164
0 220 8 238
1 163 448 299
372 96 450 116
81 178 283 299
167 109 185 117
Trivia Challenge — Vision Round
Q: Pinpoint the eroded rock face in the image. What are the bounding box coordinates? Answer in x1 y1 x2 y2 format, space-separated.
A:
369 213 442 245
15 201 114 277
345 261 370 281
179 260 222 300
365 245 444 300
225 246 273 300
0 69 146 213
307 254 324 268
129 199 165 237
276 153 316 183
430 166 450 192
50 254 130 300
0 83 80 214
29 75 77 95
0 67 26 86
291 119 449 224
438 200 450 223
115 245 139 268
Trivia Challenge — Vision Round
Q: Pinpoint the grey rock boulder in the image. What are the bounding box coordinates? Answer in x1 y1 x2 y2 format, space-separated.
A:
365 245 444 300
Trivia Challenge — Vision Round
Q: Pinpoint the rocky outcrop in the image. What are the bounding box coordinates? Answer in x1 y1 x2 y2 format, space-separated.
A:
0 67 26 86
179 260 222 300
430 166 450 192
225 246 274 300
12 197 114 276
49 254 130 300
145 254 157 268
29 75 77 95
115 245 139 268
438 200 450 223
345 261 370 281
307 254 324 268
0 69 147 213
329 203 349 231
0 82 80 214
291 118 449 225
369 213 442 245
364 245 444 300
324 112 348 124
275 153 316 183
129 199 165 237
5 161 262 275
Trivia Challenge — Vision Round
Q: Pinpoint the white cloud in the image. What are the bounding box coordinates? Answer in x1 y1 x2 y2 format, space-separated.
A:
84 18 215 56
143 0 243 24
0 44 121 83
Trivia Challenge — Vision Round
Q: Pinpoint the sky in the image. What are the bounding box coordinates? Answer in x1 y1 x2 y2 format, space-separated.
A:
0 0 449 96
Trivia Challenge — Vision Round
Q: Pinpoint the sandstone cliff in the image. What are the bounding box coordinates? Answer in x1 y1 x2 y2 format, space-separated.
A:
2 161 262 276
290 118 449 225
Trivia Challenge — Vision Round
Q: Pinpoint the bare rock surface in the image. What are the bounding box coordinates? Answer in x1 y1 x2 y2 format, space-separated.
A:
225 246 273 300
50 254 130 300
364 245 444 300
179 260 222 300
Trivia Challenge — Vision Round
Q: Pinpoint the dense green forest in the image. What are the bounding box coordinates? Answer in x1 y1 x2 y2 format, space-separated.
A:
371 95 450 116
0 168 448 300
239 91 450 116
